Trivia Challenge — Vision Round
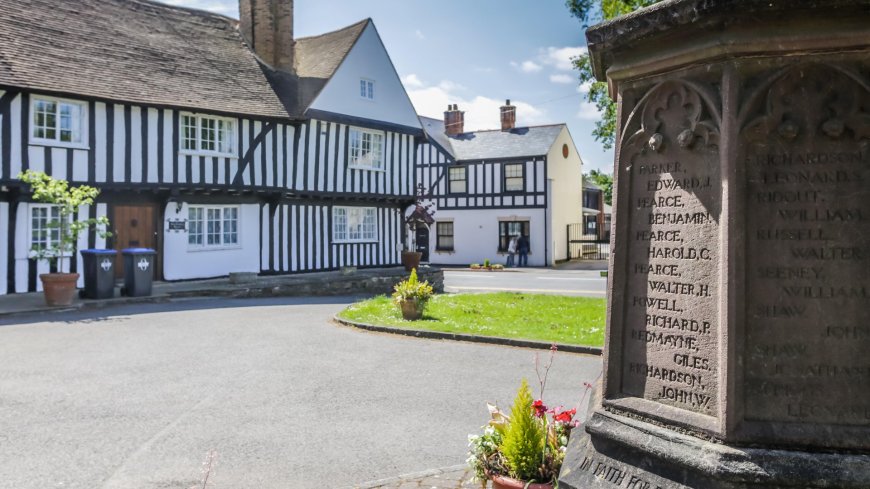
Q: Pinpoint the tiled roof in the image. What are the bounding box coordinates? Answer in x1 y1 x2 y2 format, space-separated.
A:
420 116 456 158
448 124 565 161
0 0 366 120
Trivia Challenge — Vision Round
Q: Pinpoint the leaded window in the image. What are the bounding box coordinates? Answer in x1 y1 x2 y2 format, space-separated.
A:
349 128 384 169
333 207 378 242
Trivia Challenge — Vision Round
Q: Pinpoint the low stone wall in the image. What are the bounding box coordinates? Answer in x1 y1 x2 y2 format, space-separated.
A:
175 266 444 299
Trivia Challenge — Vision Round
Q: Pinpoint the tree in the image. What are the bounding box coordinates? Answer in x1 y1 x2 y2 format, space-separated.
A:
18 170 111 272
567 0 663 149
585 169 613 206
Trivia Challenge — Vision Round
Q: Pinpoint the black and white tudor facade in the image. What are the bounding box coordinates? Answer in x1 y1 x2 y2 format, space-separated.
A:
0 0 422 294
414 103 583 267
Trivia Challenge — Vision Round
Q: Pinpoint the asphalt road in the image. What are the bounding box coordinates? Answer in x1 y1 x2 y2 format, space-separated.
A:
443 269 608 297
0 297 602 489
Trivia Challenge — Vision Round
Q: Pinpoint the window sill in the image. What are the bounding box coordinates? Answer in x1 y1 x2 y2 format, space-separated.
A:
179 150 238 159
435 249 455 253
333 239 379 244
186 245 243 252
29 140 89 150
348 165 386 173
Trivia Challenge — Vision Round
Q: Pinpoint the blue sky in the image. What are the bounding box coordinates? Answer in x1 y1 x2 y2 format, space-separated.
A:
159 0 613 173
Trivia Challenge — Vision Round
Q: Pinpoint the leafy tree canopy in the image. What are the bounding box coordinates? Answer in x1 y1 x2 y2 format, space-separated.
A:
566 0 662 149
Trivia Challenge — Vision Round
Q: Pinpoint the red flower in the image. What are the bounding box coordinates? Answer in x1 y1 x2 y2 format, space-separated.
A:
554 408 576 423
532 399 547 418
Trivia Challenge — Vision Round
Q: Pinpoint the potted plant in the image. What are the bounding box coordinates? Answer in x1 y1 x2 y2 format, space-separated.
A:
392 269 434 320
468 378 578 489
402 184 435 271
18 171 111 306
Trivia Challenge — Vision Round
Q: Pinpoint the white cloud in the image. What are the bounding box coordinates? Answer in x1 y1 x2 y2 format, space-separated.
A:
415 29 425 40
540 46 586 71
407 80 547 131
577 102 600 121
549 74 574 84
402 74 425 89
510 60 543 74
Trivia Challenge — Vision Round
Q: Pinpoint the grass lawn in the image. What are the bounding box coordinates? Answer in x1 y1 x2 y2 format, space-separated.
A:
337 293 606 347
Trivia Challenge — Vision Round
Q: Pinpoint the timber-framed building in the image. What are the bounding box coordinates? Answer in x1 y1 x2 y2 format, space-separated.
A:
0 0 422 294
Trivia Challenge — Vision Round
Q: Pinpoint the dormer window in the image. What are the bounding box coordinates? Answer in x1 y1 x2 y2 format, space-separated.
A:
360 78 374 100
30 96 87 147
180 113 236 157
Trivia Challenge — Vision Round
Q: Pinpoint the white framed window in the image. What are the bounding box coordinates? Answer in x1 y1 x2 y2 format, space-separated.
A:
333 206 378 243
359 78 375 100
188 205 240 249
448 166 467 194
30 204 62 253
180 113 236 156
30 96 87 147
504 163 525 192
349 128 384 170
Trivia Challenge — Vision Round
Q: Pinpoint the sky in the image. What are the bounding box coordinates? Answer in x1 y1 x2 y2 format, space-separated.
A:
157 0 614 173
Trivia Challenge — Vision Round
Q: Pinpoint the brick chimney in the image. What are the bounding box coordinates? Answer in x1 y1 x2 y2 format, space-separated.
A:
239 0 295 72
500 99 516 131
444 104 465 136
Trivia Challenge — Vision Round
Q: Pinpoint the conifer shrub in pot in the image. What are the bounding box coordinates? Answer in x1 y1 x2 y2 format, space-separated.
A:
18 171 111 306
468 378 579 489
392 269 434 320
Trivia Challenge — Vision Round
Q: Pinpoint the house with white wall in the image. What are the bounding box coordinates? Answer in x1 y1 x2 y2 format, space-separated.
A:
0 0 422 295
415 102 583 267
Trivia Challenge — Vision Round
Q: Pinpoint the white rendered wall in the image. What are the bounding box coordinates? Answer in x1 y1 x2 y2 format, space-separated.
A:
162 202 260 280
546 127 584 263
428 208 547 267
307 23 422 131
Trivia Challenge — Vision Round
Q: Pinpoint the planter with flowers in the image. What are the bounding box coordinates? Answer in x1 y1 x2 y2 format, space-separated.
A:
468 347 584 489
392 269 434 320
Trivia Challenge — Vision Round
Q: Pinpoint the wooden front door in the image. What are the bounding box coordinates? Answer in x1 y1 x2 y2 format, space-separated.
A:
112 205 160 279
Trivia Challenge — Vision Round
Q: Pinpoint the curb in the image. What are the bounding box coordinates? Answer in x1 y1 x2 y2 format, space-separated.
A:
333 315 603 356
343 464 468 489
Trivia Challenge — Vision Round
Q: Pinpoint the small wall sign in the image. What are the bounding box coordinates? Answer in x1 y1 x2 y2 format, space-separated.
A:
167 220 187 232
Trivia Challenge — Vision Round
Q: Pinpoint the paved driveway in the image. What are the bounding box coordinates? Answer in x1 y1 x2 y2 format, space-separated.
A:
0 297 601 489
444 269 607 297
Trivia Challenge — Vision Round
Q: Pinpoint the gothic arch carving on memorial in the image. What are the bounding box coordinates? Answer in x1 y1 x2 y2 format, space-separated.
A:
740 64 870 147
620 80 721 154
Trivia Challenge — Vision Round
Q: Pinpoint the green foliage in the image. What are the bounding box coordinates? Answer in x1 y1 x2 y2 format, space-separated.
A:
18 171 111 270
501 379 545 481
483 259 491 268
566 0 663 149
392 269 435 306
340 293 607 347
585 169 614 205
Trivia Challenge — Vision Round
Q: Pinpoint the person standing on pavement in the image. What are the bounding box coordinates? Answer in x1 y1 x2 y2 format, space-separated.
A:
517 233 530 267
506 234 518 267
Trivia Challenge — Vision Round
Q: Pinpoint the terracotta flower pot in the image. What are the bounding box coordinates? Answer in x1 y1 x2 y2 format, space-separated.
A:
489 474 554 489
40 273 80 306
401 251 422 271
399 299 424 320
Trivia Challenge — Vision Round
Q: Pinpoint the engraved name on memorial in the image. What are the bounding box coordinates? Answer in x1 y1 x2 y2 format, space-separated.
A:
618 81 722 420
742 64 870 433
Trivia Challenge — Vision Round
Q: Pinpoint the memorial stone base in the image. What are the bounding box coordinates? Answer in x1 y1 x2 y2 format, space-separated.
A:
561 1 870 488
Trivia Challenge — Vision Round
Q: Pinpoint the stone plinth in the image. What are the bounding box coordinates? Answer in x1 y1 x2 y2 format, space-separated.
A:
561 1 870 488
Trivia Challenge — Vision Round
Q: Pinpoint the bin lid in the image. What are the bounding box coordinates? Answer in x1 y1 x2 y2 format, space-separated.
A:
122 248 156 254
80 248 118 255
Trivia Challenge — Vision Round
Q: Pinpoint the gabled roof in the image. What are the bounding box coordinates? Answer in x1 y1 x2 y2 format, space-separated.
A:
0 0 367 120
452 125 566 161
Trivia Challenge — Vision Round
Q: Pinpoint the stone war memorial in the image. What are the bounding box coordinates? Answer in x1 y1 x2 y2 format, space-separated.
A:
560 1 869 488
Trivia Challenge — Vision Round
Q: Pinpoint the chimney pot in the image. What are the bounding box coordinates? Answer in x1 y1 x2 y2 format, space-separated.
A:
500 99 516 131
444 104 465 136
